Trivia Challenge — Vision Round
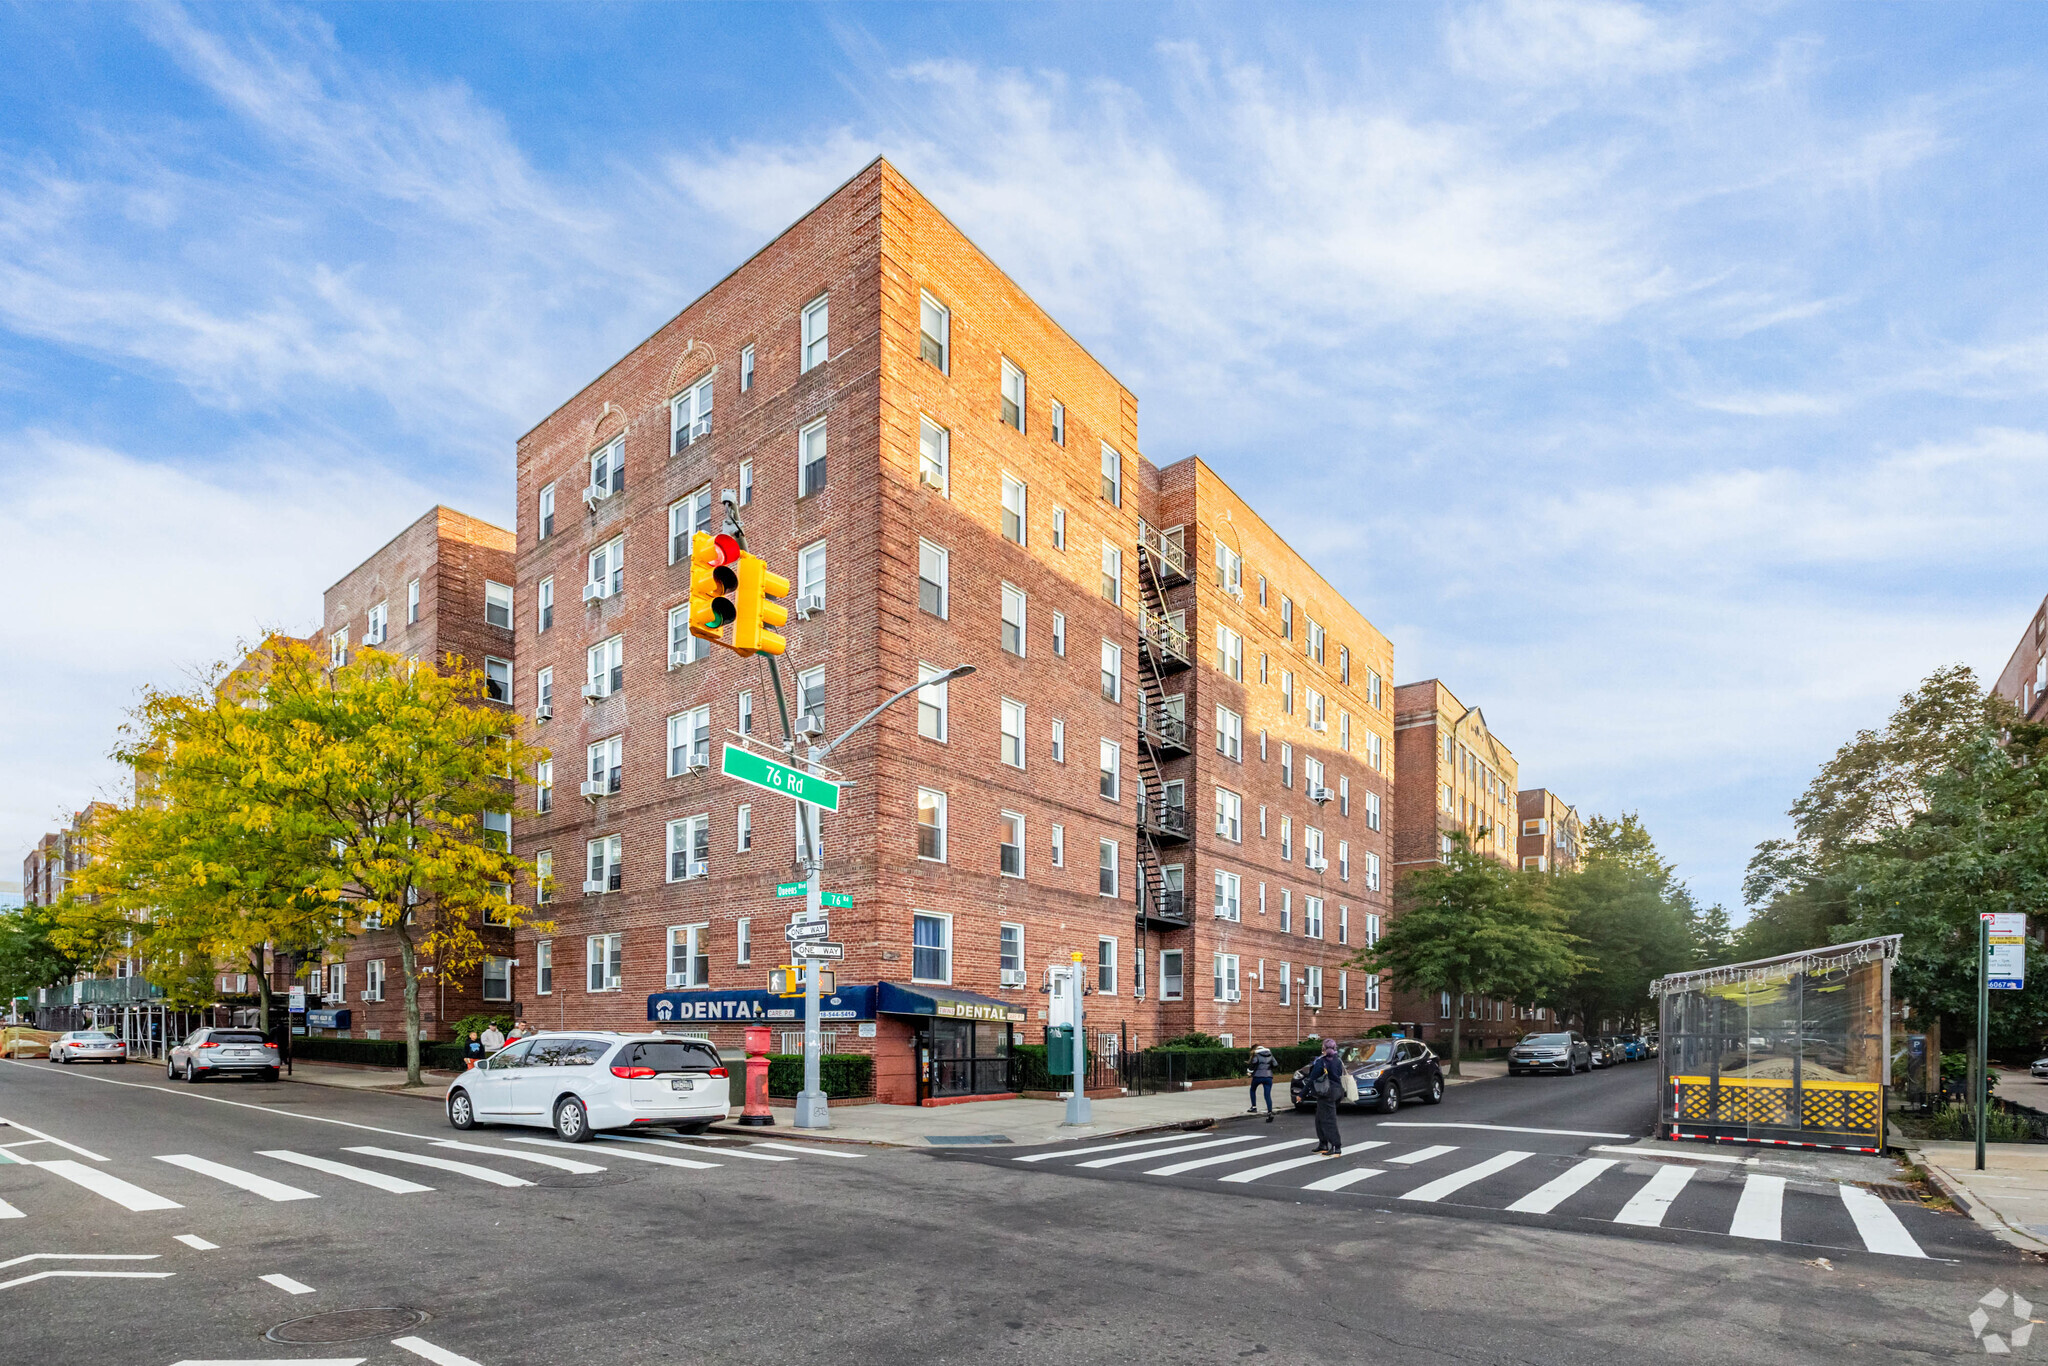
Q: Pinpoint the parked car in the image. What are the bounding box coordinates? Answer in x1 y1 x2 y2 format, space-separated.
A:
167 1027 279 1082
1508 1031 1591 1076
1289 1038 1446 1114
49 1030 127 1064
445 1032 730 1141
1588 1041 1615 1069
1613 1036 1646 1062
2030 1056 2048 1081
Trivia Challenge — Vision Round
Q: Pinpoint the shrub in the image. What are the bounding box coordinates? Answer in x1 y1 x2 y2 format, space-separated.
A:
289 1036 468 1072
447 1013 513 1044
764 1053 873 1099
1156 1031 1229 1050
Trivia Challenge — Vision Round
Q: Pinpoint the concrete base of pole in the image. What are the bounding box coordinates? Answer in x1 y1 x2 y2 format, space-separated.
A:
1062 1092 1092 1126
737 1113 775 1127
794 1090 831 1129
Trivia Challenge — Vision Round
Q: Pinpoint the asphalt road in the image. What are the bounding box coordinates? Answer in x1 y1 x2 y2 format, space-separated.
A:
0 1055 2034 1366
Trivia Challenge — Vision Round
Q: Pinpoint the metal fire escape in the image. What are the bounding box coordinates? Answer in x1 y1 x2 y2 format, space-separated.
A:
1134 518 1192 1018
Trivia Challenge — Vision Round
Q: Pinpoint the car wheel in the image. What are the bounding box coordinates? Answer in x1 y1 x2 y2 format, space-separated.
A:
1423 1077 1445 1105
184 1061 201 1084
262 1068 280 1083
166 1059 177 1080
1378 1084 1402 1115
447 1089 477 1130
554 1096 592 1143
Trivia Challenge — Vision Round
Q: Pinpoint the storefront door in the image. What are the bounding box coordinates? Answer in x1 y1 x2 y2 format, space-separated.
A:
924 1020 1012 1099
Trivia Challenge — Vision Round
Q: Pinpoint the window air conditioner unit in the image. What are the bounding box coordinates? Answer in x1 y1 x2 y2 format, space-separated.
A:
1310 718 1328 732
795 593 825 619
686 758 710 772
690 861 708 879
1227 585 1244 601
1226 990 1242 1003
669 649 688 670
691 418 712 441
582 582 607 603
1308 785 1331 803
582 879 606 895
583 484 610 509
582 682 604 701
1000 968 1026 988
1307 855 1327 872
580 780 606 800
795 716 825 738
535 704 552 722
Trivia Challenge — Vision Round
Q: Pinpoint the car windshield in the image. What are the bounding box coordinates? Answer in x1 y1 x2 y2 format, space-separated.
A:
210 1031 269 1044
1521 1033 1571 1046
1339 1042 1397 1066
71 1032 113 1041
624 1040 722 1072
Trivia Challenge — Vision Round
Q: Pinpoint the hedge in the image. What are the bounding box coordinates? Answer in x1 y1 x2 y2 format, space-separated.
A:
765 1052 873 1099
290 1036 468 1071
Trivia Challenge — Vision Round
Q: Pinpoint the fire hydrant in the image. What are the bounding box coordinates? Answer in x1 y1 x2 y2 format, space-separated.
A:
739 1023 774 1126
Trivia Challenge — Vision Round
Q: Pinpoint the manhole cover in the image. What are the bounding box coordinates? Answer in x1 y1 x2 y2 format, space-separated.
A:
1864 1183 1923 1203
267 1308 428 1344
530 1169 635 1188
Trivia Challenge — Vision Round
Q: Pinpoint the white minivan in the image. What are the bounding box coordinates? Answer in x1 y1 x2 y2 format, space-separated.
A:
446 1032 729 1142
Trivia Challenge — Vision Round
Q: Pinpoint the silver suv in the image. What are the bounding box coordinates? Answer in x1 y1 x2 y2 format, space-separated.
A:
1508 1030 1591 1076
167 1027 280 1083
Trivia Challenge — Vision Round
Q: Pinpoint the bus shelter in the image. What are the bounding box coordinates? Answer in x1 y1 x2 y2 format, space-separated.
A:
1651 934 1898 1153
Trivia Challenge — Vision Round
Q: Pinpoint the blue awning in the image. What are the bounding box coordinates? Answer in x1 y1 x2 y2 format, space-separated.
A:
875 982 1025 1023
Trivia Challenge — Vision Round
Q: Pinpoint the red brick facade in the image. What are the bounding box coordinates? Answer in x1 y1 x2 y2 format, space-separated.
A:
1515 788 1583 874
1994 594 2048 725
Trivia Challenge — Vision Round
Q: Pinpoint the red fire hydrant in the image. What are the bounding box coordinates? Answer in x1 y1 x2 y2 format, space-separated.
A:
739 1023 774 1127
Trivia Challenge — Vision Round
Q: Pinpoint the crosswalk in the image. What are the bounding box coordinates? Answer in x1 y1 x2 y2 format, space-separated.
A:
0 1131 855 1223
1009 1132 1936 1259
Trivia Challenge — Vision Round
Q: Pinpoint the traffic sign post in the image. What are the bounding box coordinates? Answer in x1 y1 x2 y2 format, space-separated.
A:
1978 912 2028 1172
1063 951 1090 1127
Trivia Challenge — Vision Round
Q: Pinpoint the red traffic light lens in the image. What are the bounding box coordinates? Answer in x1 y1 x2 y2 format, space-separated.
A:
712 533 741 565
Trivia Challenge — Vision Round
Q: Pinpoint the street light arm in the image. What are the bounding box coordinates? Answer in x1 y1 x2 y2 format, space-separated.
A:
816 665 974 761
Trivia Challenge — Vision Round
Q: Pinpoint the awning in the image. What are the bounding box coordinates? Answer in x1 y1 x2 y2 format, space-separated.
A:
876 982 1026 1023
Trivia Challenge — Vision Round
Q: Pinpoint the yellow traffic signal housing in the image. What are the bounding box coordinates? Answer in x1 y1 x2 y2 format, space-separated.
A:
768 965 835 996
731 551 792 656
688 532 742 643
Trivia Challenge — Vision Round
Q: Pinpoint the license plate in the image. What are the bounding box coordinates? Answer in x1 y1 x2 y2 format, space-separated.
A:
669 1078 695 1091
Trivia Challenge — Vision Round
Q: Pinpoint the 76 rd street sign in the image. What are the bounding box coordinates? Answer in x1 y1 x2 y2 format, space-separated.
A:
722 744 841 812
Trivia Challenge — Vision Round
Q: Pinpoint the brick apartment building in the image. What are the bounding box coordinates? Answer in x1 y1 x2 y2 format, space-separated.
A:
507 158 1395 1104
21 802 116 911
317 505 519 1040
1515 788 1583 874
1994 592 2048 725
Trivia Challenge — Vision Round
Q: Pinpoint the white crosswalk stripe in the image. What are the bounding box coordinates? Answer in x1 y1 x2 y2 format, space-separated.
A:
259 1150 435 1194
608 1135 793 1162
341 1146 532 1188
427 1139 605 1174
155 1155 318 1202
37 1158 182 1211
1302 1165 1385 1192
1400 1151 1532 1202
1078 1136 1264 1169
1839 1184 1927 1258
1613 1163 1695 1227
1014 1132 1213 1163
751 1141 863 1158
1727 1174 1784 1241
0 1197 21 1218
509 1136 719 1169
1506 1158 1615 1215
1145 1139 1310 1176
1220 1151 1339 1184
1386 1144 1458 1165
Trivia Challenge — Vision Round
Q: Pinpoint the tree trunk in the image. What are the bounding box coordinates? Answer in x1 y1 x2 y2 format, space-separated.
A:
249 946 272 1034
1450 992 1464 1079
397 933 423 1088
1926 1016 1943 1105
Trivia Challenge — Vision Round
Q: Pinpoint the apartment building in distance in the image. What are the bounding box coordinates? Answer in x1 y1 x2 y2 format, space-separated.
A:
1994 593 2048 725
507 158 1395 1104
21 802 117 910
318 505 518 1040
1516 789 1584 874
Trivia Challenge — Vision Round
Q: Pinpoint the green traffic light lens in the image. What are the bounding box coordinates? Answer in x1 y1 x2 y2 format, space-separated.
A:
704 599 736 628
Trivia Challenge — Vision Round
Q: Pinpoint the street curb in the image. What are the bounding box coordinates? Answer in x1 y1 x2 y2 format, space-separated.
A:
1899 1144 2048 1256
706 1114 1222 1151
283 1071 451 1102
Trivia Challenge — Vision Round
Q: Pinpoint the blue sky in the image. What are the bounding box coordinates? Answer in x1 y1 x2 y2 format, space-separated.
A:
3 2 2046 915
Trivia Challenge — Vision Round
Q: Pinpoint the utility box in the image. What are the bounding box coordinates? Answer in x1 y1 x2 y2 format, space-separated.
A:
1044 1024 1076 1076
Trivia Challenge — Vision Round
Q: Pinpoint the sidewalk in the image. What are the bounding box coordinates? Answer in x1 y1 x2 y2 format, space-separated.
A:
1900 1140 2048 1255
283 1059 455 1101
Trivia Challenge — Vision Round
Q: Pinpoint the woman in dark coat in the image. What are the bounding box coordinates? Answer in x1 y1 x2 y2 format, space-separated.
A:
1306 1038 1345 1156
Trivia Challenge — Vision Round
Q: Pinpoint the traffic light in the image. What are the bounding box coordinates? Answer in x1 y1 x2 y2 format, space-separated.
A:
769 966 834 996
731 551 791 656
688 532 742 642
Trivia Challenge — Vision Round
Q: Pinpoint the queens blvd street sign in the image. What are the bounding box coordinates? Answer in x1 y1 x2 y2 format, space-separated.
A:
721 743 841 812
791 941 845 960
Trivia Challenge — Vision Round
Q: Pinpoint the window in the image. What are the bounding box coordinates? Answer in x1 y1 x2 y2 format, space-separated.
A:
917 664 950 742
1260 653 1269 686
1339 904 1350 944
1280 596 1293 640
1306 896 1324 940
1281 889 1293 932
1100 443 1121 505
1369 669 1384 709
912 911 951 983
738 690 753 737
1100 641 1122 702
1339 970 1348 1011
1366 913 1381 947
586 736 622 796
1052 506 1066 550
1000 358 1026 432
740 344 754 392
538 578 553 633
1214 787 1242 842
1523 818 1542 838
1339 645 1350 684
917 789 946 861
799 540 827 607
1101 543 1121 603
590 436 624 497
917 416 949 493
366 601 388 646
1281 815 1292 861
1280 960 1292 1006
366 957 389 1001
801 295 829 371
737 804 752 853
1099 740 1120 802
1339 776 1351 816
668 486 714 565
1213 870 1241 921
1258 805 1267 838
918 540 948 617
1339 841 1350 882
1213 541 1242 593
1213 952 1240 1001
738 458 753 506
1307 619 1325 664
536 759 553 814
1441 991 1451 1018
1215 626 1242 680
485 657 511 703
1050 399 1066 445
999 812 1025 878
1257 575 1267 607
1050 718 1065 763
329 629 348 667
1366 972 1380 1012
1281 743 1294 789
537 483 556 542
1000 923 1024 979
667 923 710 987
1001 584 1026 656
1051 611 1066 657
1305 965 1323 1009
670 374 713 454
1368 731 1383 772
1001 698 1026 769
1097 937 1116 994
535 849 553 904
1367 852 1381 891
1098 839 1118 897
919 292 950 371
1051 822 1065 867
1340 712 1350 752
586 933 623 992
588 536 624 599
1282 670 1295 715
1215 706 1242 761
1001 474 1027 545
797 668 825 730
798 419 827 496
1160 949 1184 1001
585 636 623 699
401 578 418 627
1307 689 1326 731
483 809 512 852
667 706 711 775
586 834 622 894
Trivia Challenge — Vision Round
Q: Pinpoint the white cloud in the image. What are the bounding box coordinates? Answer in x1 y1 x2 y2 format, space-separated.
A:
1446 0 1710 86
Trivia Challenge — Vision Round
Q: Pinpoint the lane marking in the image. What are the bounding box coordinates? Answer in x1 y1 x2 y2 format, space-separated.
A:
37 1159 181 1211
0 1114 109 1161
0 1061 449 1145
751 1141 863 1158
155 1155 318 1202
1077 1136 1264 1169
0 1252 160 1269
607 1135 792 1162
260 1272 316 1295
1145 1139 1310 1176
393 1335 485 1366
259 1151 435 1194
1839 1184 1927 1258
1386 1144 1458 1165
171 1359 365 1365
509 1136 718 1169
1401 1151 1533 1202
1220 1151 1338 1183
0 1146 35 1164
428 1139 604 1174
342 1147 532 1188
1588 1145 1743 1164
1013 1132 1209 1163
1376 1122 1633 1140
1506 1158 1616 1214
1303 1166 1386 1192
1728 1174 1785 1241
0 1197 19 1218
1 1269 174 1289
1613 1163 1695 1227
175 1234 219 1250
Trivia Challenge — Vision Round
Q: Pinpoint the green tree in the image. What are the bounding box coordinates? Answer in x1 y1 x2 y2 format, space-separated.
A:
1350 833 1582 1076
1539 814 1708 1033
0 903 80 1010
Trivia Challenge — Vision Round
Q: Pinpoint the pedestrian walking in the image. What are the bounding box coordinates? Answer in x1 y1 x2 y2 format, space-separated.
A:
509 1019 531 1042
1306 1038 1346 1156
480 1022 505 1052
1247 1046 1277 1121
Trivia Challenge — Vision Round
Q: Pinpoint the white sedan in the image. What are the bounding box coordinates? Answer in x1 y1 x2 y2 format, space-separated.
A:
50 1030 127 1064
445 1032 730 1142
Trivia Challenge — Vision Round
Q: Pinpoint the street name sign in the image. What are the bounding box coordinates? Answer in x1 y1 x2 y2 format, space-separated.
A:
791 941 845 960
775 882 808 898
1987 912 2028 990
821 892 853 909
721 744 841 812
785 922 832 943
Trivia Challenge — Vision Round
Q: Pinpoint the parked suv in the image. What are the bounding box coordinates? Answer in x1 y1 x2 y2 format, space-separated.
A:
1288 1039 1446 1114
445 1032 730 1142
167 1028 280 1082
1508 1031 1591 1076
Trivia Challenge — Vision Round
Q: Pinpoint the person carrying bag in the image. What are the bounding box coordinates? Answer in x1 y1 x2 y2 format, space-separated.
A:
1307 1038 1345 1156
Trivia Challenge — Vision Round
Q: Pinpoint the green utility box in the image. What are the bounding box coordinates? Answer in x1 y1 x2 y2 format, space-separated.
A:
1043 1024 1076 1076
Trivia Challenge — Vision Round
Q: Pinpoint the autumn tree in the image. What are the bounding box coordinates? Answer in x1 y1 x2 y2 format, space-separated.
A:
1540 814 1716 1033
